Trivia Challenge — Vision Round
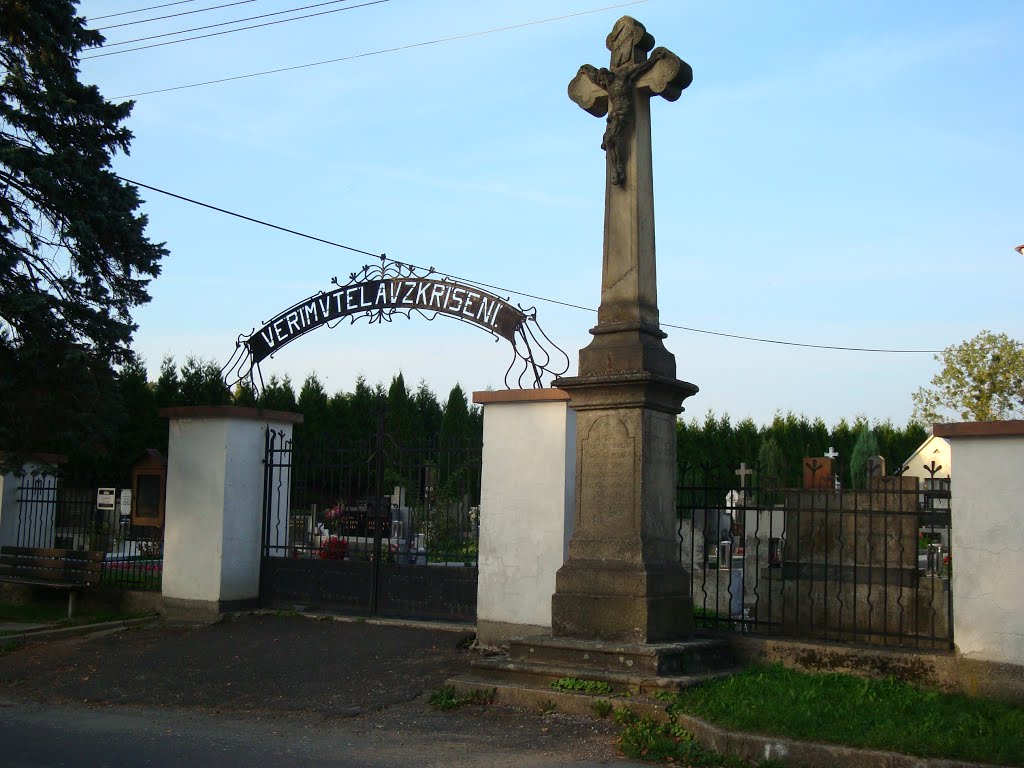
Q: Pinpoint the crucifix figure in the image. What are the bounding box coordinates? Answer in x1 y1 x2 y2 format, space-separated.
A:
569 17 692 186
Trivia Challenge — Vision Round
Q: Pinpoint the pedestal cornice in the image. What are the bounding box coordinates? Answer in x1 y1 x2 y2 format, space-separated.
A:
553 371 698 414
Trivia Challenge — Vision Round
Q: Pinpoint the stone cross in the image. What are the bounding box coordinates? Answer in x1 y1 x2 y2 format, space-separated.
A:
567 16 692 366
735 462 753 489
550 17 698 644
824 447 839 460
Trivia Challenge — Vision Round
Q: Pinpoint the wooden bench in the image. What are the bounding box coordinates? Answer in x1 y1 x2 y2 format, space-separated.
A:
0 546 104 618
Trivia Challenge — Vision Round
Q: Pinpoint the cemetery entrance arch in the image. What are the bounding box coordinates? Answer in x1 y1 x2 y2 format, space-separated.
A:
222 256 569 394
224 257 567 620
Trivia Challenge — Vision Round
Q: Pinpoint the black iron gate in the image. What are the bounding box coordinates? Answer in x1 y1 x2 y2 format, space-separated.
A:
259 414 481 621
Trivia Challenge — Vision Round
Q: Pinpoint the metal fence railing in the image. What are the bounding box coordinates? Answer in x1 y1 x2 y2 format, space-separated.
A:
677 461 952 650
15 477 163 592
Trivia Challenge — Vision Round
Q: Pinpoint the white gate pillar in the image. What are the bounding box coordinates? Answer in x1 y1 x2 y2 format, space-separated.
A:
159 406 302 621
473 390 576 647
935 420 1024 698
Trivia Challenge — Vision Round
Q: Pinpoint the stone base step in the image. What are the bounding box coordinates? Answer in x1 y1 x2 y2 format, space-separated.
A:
467 655 739 696
506 633 735 677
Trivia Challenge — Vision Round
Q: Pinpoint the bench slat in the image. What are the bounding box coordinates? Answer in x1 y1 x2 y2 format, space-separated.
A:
0 546 104 562
0 556 102 572
0 546 105 589
0 568 100 586
0 562 101 577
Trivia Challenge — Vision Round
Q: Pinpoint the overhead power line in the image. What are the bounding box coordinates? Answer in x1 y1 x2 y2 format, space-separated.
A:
88 1 200 22
120 177 380 259
84 0 385 59
118 176 944 354
94 1 257 32
97 0 355 47
109 0 649 98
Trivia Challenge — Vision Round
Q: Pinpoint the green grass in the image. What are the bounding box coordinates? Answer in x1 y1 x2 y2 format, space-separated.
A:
614 707 762 767
101 565 162 591
550 676 613 695
668 665 1024 766
427 685 495 711
592 699 613 718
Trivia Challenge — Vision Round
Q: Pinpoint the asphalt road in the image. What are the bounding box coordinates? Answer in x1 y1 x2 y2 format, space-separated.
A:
0 614 646 768
0 698 648 768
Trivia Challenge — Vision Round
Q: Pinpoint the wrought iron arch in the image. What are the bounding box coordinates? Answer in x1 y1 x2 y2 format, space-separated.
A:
221 256 569 394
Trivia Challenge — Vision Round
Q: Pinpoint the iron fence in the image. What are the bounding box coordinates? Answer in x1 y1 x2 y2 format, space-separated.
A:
677 461 953 649
14 474 163 592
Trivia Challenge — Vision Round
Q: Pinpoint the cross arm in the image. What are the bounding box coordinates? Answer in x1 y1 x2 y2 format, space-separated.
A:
568 64 609 117
634 47 692 102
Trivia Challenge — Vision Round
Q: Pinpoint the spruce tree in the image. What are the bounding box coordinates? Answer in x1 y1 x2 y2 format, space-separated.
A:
849 423 881 489
0 1 166 455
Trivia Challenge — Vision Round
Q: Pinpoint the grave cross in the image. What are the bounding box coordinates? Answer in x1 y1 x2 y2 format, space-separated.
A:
567 16 692 342
735 462 753 489
824 447 840 490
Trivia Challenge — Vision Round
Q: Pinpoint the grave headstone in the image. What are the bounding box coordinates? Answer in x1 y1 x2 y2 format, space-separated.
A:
802 457 834 490
867 455 886 480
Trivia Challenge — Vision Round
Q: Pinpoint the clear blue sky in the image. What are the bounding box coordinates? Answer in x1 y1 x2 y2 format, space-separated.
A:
77 0 1024 425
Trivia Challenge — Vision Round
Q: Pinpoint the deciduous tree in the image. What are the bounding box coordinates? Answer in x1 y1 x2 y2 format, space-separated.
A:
912 331 1024 423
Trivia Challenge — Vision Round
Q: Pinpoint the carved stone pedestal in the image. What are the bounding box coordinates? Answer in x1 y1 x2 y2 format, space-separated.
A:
551 371 697 643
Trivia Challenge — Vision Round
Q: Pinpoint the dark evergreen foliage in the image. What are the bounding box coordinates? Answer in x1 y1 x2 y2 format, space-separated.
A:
677 410 926 486
0 1 166 457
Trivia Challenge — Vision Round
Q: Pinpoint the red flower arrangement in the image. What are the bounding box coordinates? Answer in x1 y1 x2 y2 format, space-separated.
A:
318 536 347 560
324 505 343 524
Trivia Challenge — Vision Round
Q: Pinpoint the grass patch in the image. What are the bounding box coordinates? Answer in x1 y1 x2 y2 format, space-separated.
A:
669 665 1024 766
592 699 613 718
550 677 613 695
428 685 494 711
614 707 757 767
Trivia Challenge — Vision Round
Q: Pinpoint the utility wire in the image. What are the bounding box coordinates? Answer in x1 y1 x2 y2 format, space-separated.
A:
84 0 385 59
97 0 350 46
118 176 944 354
119 176 380 259
95 1 257 32
88 1 200 22
109 0 649 98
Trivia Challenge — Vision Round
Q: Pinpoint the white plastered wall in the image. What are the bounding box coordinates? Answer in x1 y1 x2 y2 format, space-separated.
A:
947 434 1024 666
475 392 576 646
0 463 58 549
162 412 294 609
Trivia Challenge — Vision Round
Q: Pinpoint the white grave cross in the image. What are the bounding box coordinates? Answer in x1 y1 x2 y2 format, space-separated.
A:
824 447 840 490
